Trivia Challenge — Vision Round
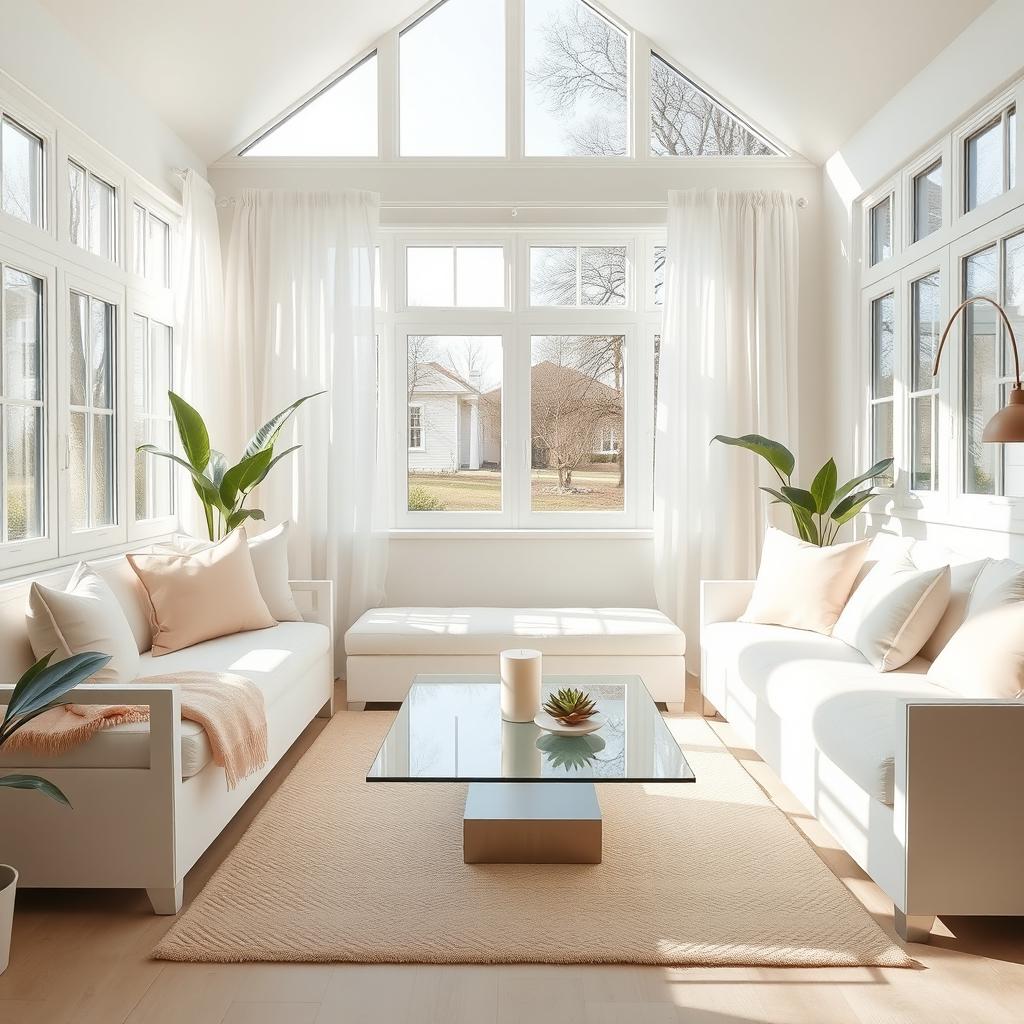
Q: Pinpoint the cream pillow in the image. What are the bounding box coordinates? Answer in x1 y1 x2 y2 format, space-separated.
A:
127 529 276 656
832 554 951 671
928 603 1024 700
966 558 1024 617
26 563 140 682
93 556 156 653
156 523 301 622
247 523 302 622
740 527 871 635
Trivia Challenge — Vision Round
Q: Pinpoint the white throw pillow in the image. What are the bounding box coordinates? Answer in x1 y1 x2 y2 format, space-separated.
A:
26 563 140 683
156 522 301 622
928 603 1024 700
248 522 302 622
832 554 951 671
965 558 1024 618
740 527 871 635
918 557 988 662
93 556 156 653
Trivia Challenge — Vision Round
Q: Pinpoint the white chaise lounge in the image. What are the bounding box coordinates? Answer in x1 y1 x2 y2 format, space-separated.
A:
700 542 1024 943
0 551 334 915
345 606 686 703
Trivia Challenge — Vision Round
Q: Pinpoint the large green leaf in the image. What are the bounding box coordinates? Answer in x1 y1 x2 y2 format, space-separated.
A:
830 486 874 525
225 508 266 532
2 650 53 729
242 392 324 460
0 774 71 806
219 449 274 510
168 391 211 472
712 434 796 481
810 458 838 515
138 446 225 511
781 486 816 512
2 651 111 727
791 505 820 545
834 459 893 505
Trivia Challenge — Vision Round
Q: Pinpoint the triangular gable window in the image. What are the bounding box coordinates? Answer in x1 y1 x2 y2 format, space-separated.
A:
241 52 378 157
650 53 780 157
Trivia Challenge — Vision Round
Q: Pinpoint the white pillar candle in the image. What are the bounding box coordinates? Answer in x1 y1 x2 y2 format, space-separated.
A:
500 648 542 723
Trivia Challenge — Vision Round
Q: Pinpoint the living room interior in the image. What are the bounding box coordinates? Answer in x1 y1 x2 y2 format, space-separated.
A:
1 0 1023 1021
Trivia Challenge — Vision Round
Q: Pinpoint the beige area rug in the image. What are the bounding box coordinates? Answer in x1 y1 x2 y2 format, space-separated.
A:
154 712 913 968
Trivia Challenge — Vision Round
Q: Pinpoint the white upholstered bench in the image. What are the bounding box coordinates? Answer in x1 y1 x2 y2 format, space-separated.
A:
345 607 686 704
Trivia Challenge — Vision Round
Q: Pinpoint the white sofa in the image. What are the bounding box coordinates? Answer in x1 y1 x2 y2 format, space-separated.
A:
345 606 686 703
0 550 334 915
700 540 1024 943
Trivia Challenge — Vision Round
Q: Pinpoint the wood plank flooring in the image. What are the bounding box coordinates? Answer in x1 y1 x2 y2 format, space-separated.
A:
1 680 1022 1024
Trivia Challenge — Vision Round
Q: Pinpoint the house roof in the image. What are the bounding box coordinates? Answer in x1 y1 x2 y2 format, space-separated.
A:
482 360 621 408
38 0 992 166
412 361 480 395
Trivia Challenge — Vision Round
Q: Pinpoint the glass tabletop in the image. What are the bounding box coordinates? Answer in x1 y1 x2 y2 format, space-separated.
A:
367 674 695 783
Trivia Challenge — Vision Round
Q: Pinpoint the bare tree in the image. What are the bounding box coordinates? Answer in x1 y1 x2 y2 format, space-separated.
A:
529 7 775 157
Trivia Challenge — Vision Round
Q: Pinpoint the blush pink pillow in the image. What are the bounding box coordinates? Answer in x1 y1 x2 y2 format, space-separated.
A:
127 529 275 656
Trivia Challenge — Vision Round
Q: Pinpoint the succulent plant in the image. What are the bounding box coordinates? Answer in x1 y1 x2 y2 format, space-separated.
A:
542 687 599 726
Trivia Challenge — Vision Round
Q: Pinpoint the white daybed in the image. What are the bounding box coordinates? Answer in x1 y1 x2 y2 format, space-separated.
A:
0 551 334 915
345 606 686 703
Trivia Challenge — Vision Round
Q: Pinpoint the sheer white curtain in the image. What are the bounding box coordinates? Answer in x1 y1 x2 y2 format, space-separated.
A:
654 188 799 673
224 189 389 670
175 170 226 538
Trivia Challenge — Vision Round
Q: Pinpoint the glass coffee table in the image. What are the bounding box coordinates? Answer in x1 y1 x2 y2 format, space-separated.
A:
367 674 695 864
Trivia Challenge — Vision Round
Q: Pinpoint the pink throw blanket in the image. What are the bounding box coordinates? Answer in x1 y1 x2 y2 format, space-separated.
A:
3 671 268 790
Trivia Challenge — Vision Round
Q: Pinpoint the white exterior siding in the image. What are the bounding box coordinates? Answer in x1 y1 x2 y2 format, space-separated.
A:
409 394 460 473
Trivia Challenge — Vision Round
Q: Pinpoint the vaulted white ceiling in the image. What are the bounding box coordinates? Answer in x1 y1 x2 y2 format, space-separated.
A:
38 0 992 166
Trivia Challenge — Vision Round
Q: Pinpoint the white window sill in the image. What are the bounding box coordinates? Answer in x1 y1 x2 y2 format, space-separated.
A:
387 528 654 540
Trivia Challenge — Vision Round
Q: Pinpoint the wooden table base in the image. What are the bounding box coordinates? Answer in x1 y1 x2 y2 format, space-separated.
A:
462 782 602 864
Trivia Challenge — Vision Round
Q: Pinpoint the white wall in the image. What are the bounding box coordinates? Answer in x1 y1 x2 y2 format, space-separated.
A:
0 0 204 194
823 0 1024 557
210 159 825 608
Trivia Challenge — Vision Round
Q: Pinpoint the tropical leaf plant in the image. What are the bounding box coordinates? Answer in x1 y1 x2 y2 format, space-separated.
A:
711 433 893 546
0 651 112 807
138 390 324 541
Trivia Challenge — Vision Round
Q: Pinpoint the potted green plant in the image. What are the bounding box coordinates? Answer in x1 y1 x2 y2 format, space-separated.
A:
712 433 893 546
0 651 111 975
138 390 323 542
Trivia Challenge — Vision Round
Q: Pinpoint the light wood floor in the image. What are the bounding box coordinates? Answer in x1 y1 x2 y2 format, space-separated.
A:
2 680 1023 1024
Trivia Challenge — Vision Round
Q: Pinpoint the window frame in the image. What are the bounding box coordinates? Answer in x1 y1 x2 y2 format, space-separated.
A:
127 181 177 294
60 137 124 270
407 401 425 451
126 288 177 542
0 243 58 568
400 240 511 312
862 279 898 499
0 103 53 240
58 267 127 556
520 235 636 314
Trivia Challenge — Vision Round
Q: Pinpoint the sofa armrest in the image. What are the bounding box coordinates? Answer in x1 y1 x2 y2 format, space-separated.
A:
700 580 755 626
0 682 180 774
895 701 1024 917
289 580 335 638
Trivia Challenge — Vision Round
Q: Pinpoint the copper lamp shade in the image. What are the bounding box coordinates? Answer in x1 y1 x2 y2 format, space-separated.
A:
934 296 1024 443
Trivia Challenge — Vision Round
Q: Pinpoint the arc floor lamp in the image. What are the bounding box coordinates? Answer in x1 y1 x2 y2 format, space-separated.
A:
933 295 1024 442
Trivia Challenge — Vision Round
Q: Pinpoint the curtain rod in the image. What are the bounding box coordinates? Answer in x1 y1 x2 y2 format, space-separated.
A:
208 196 810 210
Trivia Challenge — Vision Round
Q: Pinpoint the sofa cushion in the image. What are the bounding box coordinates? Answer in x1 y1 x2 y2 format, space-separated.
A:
0 621 330 778
345 607 685 657
702 620 951 806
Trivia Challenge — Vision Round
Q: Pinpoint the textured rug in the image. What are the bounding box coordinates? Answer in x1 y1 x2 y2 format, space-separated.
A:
153 712 913 967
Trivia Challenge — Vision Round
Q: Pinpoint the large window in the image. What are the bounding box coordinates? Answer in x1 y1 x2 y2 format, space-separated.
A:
132 203 170 288
386 230 660 528
400 0 505 156
132 313 173 522
243 53 378 157
68 290 116 532
1 115 44 228
1 264 44 543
